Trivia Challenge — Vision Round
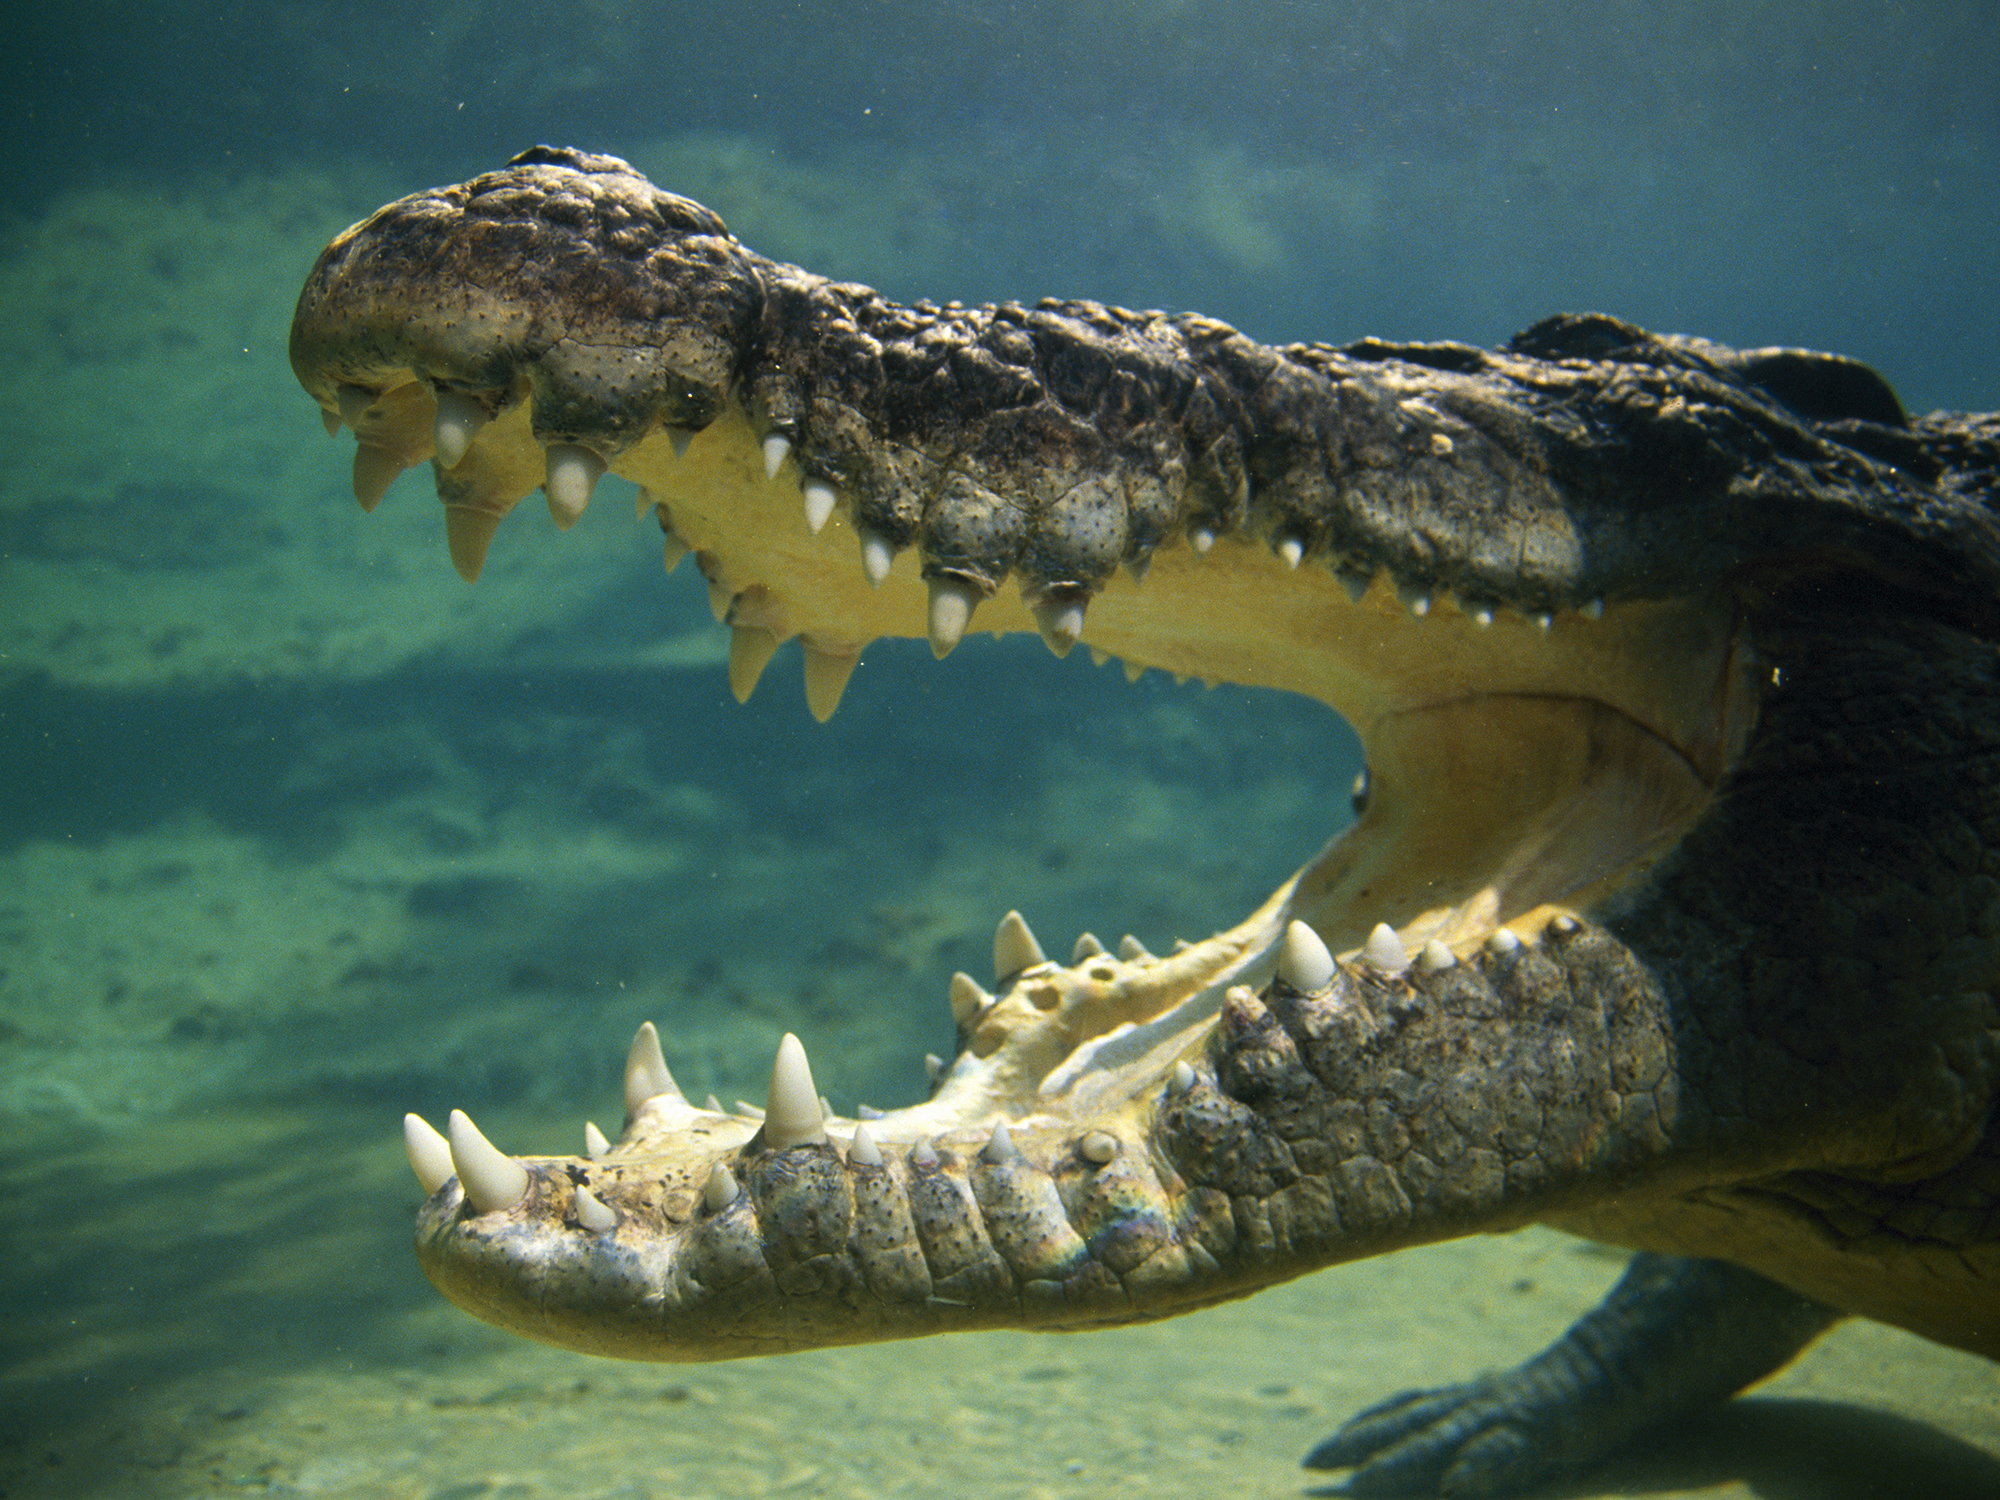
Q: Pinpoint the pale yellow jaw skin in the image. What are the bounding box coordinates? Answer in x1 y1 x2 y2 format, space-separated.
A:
337 377 1754 971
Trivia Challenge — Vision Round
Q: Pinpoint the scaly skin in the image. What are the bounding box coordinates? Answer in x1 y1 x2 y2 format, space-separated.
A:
293 147 2000 1493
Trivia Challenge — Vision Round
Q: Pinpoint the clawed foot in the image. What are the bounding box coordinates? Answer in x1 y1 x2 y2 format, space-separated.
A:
1304 1379 1560 1497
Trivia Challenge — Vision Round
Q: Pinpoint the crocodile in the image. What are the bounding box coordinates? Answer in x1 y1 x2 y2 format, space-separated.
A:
291 147 2000 1496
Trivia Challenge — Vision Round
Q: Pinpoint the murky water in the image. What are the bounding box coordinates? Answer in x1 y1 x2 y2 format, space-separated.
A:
4 4 1998 1496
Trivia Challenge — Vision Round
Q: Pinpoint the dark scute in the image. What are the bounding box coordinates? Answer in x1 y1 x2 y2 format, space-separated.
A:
1726 348 1909 429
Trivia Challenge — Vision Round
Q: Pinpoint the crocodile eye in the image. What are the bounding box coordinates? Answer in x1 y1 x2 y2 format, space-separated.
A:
1351 767 1370 817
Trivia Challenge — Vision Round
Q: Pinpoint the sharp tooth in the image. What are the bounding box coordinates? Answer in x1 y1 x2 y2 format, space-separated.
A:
352 444 405 512
1535 612 1554 632
802 479 838 534
623 1021 679 1113
703 1162 740 1211
1277 920 1336 992
993 910 1048 981
982 1120 1019 1163
910 1139 939 1168
444 507 502 583
924 1053 944 1087
1417 939 1458 971
704 1094 725 1113
1190 526 1216 554
662 531 690 573
734 1101 766 1119
1031 596 1086 658
927 577 979 658
1169 1060 1197 1095
801 641 861 722
1117 934 1154 962
447 1109 529 1214
1550 914 1579 935
1071 932 1107 962
849 1123 884 1167
1126 552 1151 583
764 1033 828 1149
543 444 605 528
1122 659 1145 684
1088 647 1109 668
1079 1130 1119 1165
1581 598 1605 619
820 1096 834 1121
856 1103 885 1119
762 433 793 480
1469 605 1495 627
583 1120 611 1158
949 971 990 1026
1487 928 1522 954
1276 536 1304 569
1362 922 1409 973
1338 568 1372 604
667 427 694 458
320 406 342 438
572 1185 618 1231
432 390 489 469
859 529 895 586
728 626 781 702
403 1112 453 1195
335 383 376 429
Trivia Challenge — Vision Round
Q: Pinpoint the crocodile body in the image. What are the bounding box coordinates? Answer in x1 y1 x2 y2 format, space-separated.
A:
291 147 2000 1494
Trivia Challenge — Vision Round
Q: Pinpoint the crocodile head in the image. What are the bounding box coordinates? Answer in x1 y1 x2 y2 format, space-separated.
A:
291 147 2000 1362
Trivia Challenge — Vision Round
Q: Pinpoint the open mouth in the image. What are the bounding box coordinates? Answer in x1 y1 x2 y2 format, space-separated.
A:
291 147 1760 1357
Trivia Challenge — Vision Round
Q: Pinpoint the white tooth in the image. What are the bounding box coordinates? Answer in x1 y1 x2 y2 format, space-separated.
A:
1409 594 1431 617
859 529 895 586
820 1096 834 1121
1470 606 1494 627
848 1123 884 1167
1487 928 1522 954
1078 1130 1119 1164
1170 1060 1197 1095
1550 914 1579 936
1277 536 1304 569
1417 939 1458 972
993 910 1048 980
910 1139 939 1168
1535 612 1554 632
583 1121 611 1159
949 971 990 1026
624 1022 679 1113
856 1103 885 1119
704 1094 724 1113
447 1109 529 1214
728 626 781 703
572 1185 618 1231
703 1162 739 1212
1362 922 1409 973
982 1120 1019 1163
927 577 979 658
403 1113 453 1195
1117 934 1154 962
543 443 605 528
432 390 488 469
1071 932 1107 962
734 1101 766 1120
762 433 792 480
764 1032 828 1148
924 1053 944 1087
1581 598 1605 619
1190 526 1216 554
1031 597 1087 658
335 383 376 429
1277 920 1336 992
801 641 861 722
802 479 838 534
668 427 694 459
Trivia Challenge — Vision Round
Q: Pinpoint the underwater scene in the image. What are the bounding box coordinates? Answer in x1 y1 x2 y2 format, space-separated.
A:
3 1 1999 1495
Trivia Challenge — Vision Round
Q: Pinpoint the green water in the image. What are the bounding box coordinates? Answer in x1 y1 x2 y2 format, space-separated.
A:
4 3 1999 1495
